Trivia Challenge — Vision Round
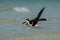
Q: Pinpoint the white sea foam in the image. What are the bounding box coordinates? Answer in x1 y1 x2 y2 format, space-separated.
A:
12 7 30 13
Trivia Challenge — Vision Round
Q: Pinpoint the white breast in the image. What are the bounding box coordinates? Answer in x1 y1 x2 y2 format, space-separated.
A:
26 21 29 25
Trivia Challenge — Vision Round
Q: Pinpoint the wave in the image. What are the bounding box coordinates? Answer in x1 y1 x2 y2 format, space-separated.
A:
8 7 30 13
0 7 30 13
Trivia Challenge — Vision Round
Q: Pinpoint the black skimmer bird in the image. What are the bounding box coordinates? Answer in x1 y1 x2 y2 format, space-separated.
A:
22 7 47 26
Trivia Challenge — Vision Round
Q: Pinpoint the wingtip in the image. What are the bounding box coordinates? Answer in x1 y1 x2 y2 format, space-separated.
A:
43 7 46 9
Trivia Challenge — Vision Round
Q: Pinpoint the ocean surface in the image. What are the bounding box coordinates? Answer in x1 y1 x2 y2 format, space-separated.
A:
0 0 60 40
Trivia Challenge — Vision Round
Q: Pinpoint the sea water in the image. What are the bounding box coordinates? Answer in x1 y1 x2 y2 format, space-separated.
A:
0 0 60 40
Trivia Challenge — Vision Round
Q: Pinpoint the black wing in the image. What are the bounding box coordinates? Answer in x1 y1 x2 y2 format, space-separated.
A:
30 7 46 26
38 18 47 21
36 7 46 19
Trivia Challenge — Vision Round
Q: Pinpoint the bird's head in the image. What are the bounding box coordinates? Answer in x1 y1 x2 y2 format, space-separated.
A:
22 19 30 24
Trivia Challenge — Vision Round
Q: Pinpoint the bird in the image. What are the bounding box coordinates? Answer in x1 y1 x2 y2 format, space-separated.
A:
22 7 47 26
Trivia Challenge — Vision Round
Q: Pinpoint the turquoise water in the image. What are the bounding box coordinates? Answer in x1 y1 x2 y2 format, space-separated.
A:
0 0 60 40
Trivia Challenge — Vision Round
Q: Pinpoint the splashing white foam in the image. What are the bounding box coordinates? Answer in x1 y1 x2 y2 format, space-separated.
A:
12 7 30 13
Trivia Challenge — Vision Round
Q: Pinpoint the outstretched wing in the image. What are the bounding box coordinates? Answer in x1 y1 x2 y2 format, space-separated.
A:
36 7 46 19
38 18 47 21
30 7 46 26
